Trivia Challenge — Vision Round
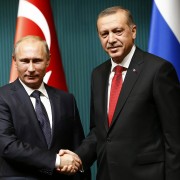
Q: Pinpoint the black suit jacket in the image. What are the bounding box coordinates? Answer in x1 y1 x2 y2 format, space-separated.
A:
76 47 180 180
0 79 91 180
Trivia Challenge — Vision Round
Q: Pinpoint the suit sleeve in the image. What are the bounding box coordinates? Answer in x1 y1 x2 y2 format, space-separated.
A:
70 95 91 180
153 61 180 179
75 71 97 170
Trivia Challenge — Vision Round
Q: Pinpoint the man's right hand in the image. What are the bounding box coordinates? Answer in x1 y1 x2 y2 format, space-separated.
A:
56 149 82 175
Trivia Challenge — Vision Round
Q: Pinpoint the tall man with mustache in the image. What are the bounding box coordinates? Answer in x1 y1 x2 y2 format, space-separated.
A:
60 6 180 180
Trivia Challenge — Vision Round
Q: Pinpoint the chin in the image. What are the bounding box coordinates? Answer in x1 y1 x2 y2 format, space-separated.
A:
110 55 121 60
25 80 40 88
29 83 40 89
109 51 120 56
111 52 124 59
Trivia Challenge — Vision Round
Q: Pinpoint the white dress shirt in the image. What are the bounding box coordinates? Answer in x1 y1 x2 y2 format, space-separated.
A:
19 79 53 129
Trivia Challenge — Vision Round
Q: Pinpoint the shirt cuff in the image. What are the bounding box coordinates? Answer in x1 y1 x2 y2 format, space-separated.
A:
55 154 61 168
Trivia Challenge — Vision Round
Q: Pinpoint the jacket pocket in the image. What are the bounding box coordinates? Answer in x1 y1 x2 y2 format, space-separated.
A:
137 150 164 165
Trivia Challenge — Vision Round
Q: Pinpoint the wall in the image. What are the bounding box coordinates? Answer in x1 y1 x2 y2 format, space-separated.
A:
0 0 152 179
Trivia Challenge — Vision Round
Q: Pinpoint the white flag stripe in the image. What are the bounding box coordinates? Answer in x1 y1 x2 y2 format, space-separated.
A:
44 71 52 83
154 0 180 43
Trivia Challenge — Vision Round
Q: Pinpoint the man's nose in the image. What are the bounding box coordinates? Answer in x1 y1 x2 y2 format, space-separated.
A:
108 33 116 44
27 61 35 72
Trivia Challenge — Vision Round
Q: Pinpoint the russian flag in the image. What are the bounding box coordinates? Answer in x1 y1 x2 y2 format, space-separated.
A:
148 0 180 80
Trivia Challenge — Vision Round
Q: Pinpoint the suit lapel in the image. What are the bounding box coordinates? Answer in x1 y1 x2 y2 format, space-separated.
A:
98 61 111 131
11 79 48 147
110 48 144 128
45 85 60 147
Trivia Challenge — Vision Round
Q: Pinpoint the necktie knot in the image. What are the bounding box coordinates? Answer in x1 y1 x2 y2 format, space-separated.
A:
114 66 125 75
31 90 41 99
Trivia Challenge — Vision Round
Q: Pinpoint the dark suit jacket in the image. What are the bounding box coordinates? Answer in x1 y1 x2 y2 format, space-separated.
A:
76 47 180 180
0 79 91 180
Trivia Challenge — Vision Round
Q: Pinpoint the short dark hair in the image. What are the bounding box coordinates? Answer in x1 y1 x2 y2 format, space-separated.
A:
97 6 135 27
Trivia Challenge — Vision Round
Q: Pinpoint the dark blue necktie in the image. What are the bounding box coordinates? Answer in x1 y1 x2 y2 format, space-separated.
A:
31 90 51 148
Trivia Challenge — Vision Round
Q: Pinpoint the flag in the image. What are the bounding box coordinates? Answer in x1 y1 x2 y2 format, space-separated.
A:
10 0 68 91
148 0 180 80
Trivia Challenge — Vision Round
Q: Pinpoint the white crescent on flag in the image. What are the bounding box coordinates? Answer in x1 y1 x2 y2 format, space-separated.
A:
10 0 67 90
18 0 51 48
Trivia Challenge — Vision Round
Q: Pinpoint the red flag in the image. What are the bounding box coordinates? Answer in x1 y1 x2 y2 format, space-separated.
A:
10 0 68 91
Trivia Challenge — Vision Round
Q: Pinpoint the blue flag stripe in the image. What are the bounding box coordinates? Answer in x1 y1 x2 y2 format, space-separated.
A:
148 1 180 80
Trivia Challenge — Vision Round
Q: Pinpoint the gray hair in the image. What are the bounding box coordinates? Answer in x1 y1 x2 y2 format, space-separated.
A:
12 35 50 60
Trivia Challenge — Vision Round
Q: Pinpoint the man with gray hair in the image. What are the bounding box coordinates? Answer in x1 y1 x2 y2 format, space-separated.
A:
0 35 91 180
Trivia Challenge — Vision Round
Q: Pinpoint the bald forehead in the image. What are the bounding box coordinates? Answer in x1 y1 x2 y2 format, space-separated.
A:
13 36 50 60
16 39 42 52
17 38 43 48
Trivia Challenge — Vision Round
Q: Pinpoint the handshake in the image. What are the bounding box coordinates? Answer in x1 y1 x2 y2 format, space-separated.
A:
56 149 82 175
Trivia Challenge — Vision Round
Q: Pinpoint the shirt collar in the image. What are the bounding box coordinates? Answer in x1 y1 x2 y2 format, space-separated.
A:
110 45 136 72
19 79 49 98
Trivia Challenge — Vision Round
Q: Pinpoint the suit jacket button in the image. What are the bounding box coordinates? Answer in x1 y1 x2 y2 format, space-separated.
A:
107 138 111 142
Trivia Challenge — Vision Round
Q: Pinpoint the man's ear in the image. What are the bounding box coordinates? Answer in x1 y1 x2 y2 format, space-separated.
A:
12 55 18 69
46 54 51 66
132 25 137 39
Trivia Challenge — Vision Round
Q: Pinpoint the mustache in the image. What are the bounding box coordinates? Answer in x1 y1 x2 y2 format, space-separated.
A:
106 44 122 49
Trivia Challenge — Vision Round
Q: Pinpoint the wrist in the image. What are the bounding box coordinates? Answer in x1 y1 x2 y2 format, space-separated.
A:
55 154 61 168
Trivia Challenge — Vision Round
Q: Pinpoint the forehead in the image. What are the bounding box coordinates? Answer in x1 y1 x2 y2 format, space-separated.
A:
17 40 44 56
97 11 128 30
19 40 42 49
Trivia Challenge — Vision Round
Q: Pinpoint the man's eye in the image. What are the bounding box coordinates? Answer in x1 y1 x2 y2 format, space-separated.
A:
101 33 108 38
20 59 29 63
116 32 122 35
115 29 123 35
33 59 42 63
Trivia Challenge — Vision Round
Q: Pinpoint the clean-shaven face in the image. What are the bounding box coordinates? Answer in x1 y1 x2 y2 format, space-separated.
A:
14 39 50 89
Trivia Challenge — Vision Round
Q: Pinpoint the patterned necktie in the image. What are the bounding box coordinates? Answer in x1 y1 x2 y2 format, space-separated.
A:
31 90 51 147
108 66 124 126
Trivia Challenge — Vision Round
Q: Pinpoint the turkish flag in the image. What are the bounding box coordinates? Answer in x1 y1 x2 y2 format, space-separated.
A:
10 0 68 91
